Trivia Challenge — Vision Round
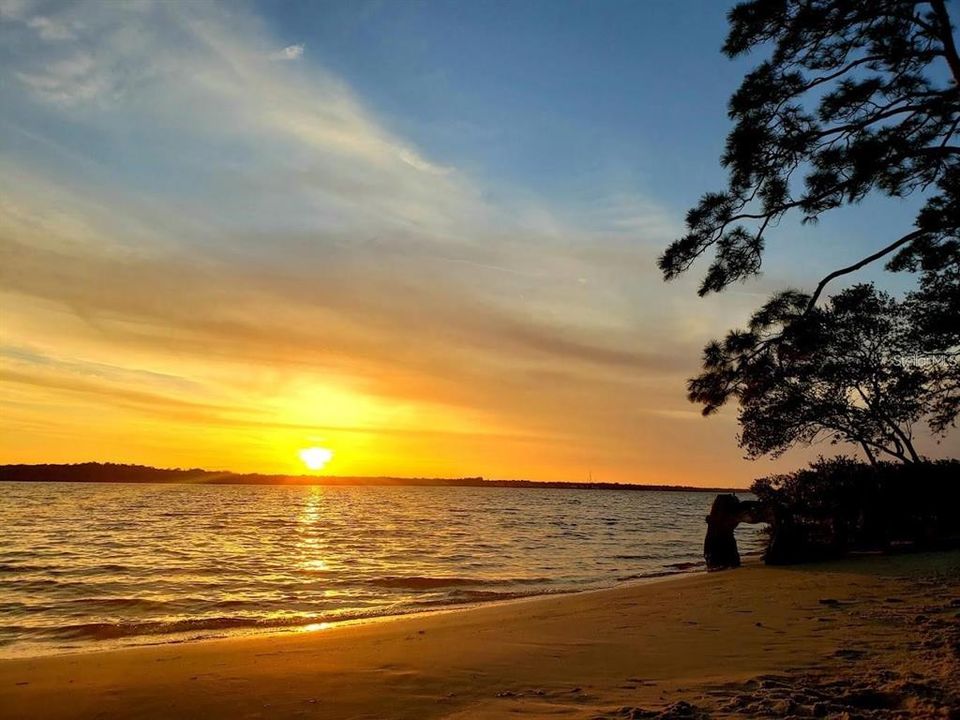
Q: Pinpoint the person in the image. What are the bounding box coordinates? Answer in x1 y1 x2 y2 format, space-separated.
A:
703 494 743 570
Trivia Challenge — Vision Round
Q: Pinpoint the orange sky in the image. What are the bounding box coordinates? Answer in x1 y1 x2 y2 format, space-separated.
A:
0 174 787 486
2 2 956 487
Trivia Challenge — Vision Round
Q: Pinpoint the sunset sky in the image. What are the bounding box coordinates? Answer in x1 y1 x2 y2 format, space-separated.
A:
2 0 956 485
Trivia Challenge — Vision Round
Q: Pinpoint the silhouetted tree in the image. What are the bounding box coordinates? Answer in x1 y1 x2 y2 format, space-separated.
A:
660 0 960 454
751 456 960 562
690 284 949 463
898 246 960 433
659 0 960 298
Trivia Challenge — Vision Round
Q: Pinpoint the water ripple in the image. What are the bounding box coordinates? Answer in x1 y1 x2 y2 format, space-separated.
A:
0 482 761 656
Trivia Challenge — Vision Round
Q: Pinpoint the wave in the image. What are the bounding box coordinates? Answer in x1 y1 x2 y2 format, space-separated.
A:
0 564 46 573
0 591 538 644
365 575 551 590
5 617 294 642
616 563 704 582
3 612 363 643
612 554 656 560
664 561 702 571
411 589 551 607
616 570 684 582
0 567 707 650
59 597 182 611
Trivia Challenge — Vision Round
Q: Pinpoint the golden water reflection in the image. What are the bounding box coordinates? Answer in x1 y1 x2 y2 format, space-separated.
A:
297 487 329 575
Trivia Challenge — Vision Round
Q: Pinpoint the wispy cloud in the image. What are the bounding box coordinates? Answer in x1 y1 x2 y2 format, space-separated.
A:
269 43 304 61
0 0 845 482
26 14 77 41
14 53 108 105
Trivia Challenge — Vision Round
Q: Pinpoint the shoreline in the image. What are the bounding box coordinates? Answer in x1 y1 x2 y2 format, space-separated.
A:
1 559 717 661
3 551 957 719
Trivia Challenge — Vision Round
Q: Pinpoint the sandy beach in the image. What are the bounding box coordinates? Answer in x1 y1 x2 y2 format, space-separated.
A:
2 551 957 720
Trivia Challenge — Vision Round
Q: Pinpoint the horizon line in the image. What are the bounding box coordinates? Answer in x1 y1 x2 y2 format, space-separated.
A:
0 461 750 492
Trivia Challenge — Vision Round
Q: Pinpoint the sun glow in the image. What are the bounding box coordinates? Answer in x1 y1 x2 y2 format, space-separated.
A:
299 447 334 472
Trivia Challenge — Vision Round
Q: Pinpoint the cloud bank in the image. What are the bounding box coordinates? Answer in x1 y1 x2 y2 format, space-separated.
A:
5 0 942 483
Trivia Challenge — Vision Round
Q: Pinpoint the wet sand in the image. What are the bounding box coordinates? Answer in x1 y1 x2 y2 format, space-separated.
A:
1 552 957 719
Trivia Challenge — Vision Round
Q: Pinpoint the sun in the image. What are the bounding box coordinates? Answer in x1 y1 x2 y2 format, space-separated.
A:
298 447 334 472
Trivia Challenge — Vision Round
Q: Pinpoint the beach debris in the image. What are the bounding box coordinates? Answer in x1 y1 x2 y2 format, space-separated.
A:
610 584 960 719
607 700 709 719
767 697 796 715
831 648 867 661
494 687 548 700
712 666 958 718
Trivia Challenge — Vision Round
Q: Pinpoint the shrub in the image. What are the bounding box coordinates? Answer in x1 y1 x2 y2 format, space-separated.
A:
750 457 960 564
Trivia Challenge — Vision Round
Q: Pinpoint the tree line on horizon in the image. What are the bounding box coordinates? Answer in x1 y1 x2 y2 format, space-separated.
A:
0 462 742 492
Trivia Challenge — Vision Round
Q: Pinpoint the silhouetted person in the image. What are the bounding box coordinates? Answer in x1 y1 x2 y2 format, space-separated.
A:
704 494 743 569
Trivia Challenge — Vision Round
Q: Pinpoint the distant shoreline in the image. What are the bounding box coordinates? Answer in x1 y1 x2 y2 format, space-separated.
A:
0 462 744 493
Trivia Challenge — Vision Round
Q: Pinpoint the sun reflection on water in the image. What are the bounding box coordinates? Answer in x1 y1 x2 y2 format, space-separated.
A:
302 622 331 632
297 487 330 575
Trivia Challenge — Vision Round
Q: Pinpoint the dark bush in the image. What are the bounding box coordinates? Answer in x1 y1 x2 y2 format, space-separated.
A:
750 457 960 564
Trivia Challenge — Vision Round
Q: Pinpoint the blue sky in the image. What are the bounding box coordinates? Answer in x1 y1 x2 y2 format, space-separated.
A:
0 0 953 482
254 0 925 263
257 1 743 203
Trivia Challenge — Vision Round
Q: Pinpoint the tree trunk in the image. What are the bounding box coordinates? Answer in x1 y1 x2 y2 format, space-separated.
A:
900 433 922 464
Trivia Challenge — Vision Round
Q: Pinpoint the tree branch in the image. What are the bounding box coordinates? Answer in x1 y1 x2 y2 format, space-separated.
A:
930 0 960 86
805 229 926 312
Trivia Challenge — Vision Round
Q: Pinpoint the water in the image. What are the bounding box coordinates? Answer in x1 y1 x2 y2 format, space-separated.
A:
0 482 762 657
